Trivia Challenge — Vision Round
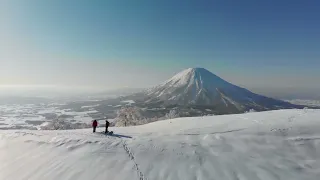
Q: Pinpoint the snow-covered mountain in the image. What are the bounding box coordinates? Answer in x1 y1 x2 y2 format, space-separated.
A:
129 68 300 113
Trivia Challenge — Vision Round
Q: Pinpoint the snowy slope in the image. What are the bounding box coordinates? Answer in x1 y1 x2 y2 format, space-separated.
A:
136 68 299 113
1 109 320 180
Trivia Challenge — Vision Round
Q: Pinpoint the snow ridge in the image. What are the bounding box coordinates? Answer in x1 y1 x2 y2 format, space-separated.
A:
1 109 320 180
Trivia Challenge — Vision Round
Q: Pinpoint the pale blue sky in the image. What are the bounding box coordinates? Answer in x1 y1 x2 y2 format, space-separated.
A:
1 0 319 96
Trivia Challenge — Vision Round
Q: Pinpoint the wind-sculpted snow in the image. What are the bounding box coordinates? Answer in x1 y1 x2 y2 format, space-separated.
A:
1 109 320 180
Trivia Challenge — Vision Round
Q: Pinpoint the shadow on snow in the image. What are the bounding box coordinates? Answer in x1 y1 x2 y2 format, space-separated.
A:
98 132 132 139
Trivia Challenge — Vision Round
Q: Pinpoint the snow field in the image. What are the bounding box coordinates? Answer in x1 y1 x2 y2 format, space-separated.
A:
1 109 320 180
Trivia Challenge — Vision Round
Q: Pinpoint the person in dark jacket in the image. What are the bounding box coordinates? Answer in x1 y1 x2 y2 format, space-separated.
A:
105 120 110 134
92 120 98 133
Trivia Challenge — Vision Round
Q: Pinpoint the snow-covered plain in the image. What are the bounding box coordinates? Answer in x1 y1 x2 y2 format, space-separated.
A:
1 109 320 180
0 104 99 130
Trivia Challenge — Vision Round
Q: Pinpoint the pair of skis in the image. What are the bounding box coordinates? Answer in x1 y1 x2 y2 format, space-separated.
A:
105 131 114 135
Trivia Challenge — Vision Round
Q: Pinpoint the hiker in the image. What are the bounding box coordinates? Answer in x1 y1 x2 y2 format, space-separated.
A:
105 120 110 134
92 120 98 133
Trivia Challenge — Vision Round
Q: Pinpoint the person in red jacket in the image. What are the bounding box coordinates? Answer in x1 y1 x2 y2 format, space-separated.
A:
92 120 98 133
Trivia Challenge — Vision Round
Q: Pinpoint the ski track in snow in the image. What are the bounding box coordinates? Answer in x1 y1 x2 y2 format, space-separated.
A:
1 109 320 180
122 141 146 180
104 132 147 180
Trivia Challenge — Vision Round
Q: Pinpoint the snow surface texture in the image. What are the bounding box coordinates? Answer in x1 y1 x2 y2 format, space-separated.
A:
144 68 298 112
1 109 320 180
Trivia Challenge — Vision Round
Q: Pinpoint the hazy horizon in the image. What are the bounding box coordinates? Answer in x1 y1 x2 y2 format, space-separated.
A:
1 1 319 98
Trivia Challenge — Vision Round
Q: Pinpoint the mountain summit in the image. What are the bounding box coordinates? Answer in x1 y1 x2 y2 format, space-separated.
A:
148 67 242 103
126 68 299 114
